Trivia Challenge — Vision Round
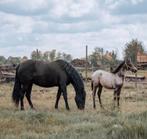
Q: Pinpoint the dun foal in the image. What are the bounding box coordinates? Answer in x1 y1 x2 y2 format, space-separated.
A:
91 59 137 109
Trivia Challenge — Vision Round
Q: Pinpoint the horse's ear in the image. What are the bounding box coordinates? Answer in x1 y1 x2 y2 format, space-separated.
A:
125 57 131 63
110 67 113 72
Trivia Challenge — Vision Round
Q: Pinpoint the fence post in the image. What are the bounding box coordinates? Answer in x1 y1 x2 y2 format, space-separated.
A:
85 45 88 82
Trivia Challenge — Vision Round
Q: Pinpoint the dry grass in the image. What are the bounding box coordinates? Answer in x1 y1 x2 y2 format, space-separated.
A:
0 81 147 139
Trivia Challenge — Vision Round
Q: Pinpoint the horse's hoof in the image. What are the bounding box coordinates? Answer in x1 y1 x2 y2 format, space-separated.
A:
31 107 36 111
100 106 104 110
66 107 70 111
55 106 58 109
21 108 25 111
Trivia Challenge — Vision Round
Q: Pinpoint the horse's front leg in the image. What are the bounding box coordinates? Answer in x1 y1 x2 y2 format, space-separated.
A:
117 87 122 107
25 84 34 110
114 86 122 108
60 84 70 110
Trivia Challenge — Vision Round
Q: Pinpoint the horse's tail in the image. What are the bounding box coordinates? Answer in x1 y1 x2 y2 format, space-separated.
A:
12 65 21 107
91 81 93 91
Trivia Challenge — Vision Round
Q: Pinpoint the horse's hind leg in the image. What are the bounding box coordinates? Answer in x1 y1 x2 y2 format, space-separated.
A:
97 85 103 108
92 86 97 109
25 84 34 109
20 85 26 110
55 87 61 109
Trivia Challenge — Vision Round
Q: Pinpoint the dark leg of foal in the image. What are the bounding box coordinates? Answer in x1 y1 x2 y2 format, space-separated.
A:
92 86 97 109
113 89 117 107
25 84 34 109
114 86 122 107
55 87 61 109
117 87 122 107
97 85 103 108
60 83 70 110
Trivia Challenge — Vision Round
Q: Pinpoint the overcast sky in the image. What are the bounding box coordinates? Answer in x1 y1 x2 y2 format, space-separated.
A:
0 0 147 59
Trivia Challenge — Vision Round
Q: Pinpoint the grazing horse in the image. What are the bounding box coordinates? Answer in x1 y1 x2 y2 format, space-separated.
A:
91 59 137 109
12 60 86 110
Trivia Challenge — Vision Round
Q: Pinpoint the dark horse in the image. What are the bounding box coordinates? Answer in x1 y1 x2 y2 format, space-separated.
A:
12 60 86 110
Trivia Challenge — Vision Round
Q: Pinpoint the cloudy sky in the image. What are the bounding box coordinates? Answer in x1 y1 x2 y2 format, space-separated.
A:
0 0 147 59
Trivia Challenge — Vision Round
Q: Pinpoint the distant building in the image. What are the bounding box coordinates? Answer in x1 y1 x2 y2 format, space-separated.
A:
137 52 147 69
137 52 147 63
71 58 90 67
104 51 113 61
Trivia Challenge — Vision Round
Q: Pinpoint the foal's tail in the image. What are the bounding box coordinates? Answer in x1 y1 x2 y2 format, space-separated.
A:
12 65 21 107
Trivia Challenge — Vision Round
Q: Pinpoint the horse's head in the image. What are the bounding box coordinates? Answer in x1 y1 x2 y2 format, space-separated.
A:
125 58 137 73
75 88 86 110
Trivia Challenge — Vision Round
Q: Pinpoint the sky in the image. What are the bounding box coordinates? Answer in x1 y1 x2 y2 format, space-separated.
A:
0 0 147 59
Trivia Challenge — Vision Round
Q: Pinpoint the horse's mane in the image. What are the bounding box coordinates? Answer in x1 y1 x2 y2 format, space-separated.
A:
111 61 125 74
55 60 85 91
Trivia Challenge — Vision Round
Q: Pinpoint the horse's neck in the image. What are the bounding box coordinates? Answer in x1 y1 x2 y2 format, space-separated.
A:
117 67 125 80
112 61 125 74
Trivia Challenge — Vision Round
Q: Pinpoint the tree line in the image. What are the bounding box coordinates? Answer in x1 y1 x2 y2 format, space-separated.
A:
0 50 73 65
0 39 146 67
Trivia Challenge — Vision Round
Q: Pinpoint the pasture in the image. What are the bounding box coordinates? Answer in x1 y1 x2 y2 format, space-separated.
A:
0 80 147 139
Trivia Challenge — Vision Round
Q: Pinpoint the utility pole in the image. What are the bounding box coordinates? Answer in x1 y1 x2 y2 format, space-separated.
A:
85 45 88 82
36 49 39 60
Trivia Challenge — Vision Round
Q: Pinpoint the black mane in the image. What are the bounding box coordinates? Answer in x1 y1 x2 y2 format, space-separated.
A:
111 61 125 74
56 60 85 91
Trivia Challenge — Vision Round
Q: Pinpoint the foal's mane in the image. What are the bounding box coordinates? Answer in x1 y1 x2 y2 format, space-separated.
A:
111 61 125 74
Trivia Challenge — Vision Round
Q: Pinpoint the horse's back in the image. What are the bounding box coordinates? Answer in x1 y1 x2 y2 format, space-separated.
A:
92 70 123 89
92 70 114 80
17 60 68 87
92 70 115 88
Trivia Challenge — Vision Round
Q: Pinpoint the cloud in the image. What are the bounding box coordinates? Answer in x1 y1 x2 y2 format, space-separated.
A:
0 0 147 59
107 0 147 15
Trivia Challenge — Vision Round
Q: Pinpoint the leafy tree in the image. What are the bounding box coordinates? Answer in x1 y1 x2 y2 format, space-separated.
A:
124 39 145 64
110 50 118 67
21 56 28 62
89 47 104 67
43 51 50 61
0 56 6 65
56 52 62 60
62 53 72 62
31 49 42 60
7 56 21 64
49 49 56 62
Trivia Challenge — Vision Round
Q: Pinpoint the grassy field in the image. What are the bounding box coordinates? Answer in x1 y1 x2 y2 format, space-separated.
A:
0 81 147 139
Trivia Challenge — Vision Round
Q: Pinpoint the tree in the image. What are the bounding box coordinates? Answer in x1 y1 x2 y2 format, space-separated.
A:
89 47 104 67
62 53 72 62
124 39 145 64
49 49 56 62
31 49 42 60
7 56 21 64
43 51 50 61
0 56 6 65
56 52 62 60
21 56 28 62
110 50 118 67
